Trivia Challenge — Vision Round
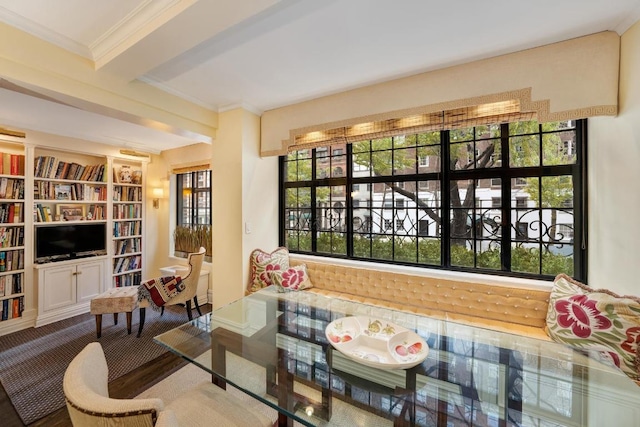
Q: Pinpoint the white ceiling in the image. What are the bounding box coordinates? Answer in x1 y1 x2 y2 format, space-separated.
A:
0 0 639 151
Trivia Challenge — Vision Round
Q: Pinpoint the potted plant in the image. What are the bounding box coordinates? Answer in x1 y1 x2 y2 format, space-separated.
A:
173 225 212 261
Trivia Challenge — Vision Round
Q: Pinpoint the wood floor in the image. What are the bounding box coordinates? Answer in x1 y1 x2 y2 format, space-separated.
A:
1 304 211 427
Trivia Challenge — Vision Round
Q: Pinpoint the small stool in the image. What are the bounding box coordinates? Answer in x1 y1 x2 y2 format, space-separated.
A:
90 287 139 338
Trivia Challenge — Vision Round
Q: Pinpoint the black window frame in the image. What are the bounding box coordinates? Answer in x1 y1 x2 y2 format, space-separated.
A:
176 170 212 227
280 120 587 282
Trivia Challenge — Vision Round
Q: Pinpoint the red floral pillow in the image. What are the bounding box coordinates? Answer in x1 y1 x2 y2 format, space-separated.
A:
268 264 313 292
247 247 289 293
546 274 640 384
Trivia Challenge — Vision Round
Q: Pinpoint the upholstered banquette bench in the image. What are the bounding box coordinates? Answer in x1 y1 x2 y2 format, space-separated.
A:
253 249 640 385
289 257 552 340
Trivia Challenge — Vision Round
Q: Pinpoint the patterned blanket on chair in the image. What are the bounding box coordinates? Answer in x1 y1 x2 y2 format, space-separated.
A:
138 276 184 310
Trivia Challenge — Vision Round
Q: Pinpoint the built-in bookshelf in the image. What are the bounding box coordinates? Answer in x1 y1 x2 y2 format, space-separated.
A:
0 147 25 324
33 150 107 224
111 160 144 287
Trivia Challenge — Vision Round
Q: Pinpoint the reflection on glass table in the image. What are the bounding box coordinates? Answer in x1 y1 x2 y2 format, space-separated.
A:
154 287 640 427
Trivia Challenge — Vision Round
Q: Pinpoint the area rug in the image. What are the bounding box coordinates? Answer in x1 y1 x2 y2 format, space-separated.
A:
0 307 192 425
136 351 392 427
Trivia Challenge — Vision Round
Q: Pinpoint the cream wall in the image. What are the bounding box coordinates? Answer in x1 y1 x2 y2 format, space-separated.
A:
588 20 640 295
145 153 170 276
211 108 277 309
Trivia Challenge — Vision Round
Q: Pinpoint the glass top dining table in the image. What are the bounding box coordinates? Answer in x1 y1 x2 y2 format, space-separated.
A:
154 287 640 427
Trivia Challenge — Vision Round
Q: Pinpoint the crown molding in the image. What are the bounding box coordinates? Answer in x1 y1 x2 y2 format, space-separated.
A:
92 0 196 69
0 5 91 58
218 102 263 116
613 4 640 34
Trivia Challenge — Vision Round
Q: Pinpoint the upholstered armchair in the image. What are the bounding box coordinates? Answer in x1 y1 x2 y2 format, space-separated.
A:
159 246 206 318
63 342 272 426
137 247 206 337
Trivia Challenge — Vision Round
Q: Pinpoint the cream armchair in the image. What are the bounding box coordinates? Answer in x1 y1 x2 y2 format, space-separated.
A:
63 342 272 426
137 247 206 337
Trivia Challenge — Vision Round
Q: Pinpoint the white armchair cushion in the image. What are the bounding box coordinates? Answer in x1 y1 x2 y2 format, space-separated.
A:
64 342 272 426
64 342 164 426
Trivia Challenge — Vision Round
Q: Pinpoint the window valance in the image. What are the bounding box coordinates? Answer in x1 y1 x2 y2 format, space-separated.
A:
261 31 619 157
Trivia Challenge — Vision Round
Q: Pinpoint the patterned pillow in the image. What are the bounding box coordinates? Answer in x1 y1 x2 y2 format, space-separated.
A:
248 247 290 293
546 274 640 384
268 264 313 293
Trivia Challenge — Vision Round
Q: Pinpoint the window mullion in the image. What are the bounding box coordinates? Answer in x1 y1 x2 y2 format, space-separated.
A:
442 130 451 268
501 123 511 271
346 144 354 257
311 149 317 253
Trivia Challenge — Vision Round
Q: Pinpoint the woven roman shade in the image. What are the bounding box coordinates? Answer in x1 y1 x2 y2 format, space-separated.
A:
171 163 210 174
289 100 536 152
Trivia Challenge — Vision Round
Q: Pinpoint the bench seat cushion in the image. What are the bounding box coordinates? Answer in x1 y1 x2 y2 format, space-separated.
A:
295 259 550 330
306 288 551 341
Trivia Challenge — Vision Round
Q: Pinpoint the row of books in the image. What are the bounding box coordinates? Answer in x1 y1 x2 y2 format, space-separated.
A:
34 156 106 182
0 203 23 223
0 296 23 321
113 221 141 237
113 271 142 288
34 204 53 222
0 249 25 272
0 273 23 296
34 182 107 201
113 254 142 274
0 153 25 176
113 186 142 202
87 205 105 221
113 204 141 219
0 226 24 248
114 238 142 255
0 178 24 199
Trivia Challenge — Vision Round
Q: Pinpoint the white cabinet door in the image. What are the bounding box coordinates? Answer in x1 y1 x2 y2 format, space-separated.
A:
42 264 76 312
76 260 104 303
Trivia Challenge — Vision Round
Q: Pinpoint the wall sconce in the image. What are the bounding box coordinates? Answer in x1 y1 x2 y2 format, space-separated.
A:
152 187 164 209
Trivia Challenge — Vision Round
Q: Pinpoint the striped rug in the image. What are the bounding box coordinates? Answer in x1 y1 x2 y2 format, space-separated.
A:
0 307 193 425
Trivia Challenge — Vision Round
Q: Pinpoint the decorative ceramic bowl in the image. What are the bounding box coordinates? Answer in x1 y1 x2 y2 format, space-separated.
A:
325 316 428 369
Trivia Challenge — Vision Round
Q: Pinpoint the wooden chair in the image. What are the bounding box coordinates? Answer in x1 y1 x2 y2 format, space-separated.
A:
63 342 272 426
138 247 206 337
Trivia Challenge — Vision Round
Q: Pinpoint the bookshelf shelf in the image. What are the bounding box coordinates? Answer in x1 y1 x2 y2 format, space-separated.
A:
111 160 145 288
0 147 25 324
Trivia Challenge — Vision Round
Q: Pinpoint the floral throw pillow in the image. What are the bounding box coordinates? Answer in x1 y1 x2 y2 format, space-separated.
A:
248 247 290 293
268 264 313 293
546 274 640 384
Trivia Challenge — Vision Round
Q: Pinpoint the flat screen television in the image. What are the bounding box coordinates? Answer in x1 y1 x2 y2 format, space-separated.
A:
35 223 107 263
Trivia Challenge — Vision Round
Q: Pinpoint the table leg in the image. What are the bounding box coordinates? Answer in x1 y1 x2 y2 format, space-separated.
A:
113 312 118 325
277 348 294 427
211 339 227 390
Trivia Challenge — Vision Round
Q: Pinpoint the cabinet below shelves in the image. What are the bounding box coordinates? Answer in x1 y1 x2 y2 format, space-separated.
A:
35 257 107 327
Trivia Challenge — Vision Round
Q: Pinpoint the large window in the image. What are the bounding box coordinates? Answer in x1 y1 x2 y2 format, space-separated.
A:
175 170 212 258
281 119 586 281
177 170 212 226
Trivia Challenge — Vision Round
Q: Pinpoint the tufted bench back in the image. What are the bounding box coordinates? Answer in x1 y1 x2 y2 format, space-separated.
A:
292 259 550 330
